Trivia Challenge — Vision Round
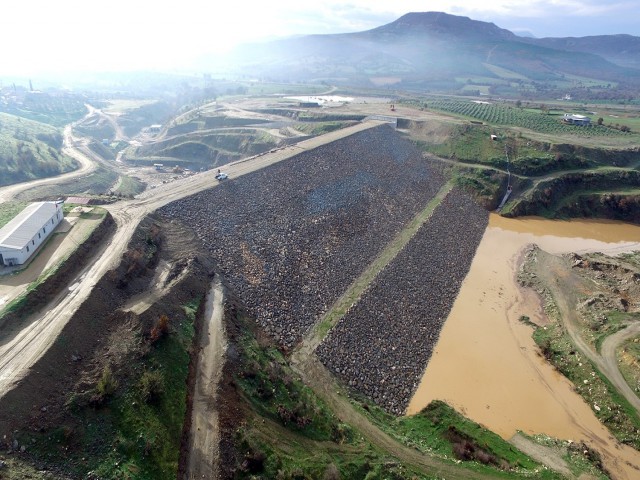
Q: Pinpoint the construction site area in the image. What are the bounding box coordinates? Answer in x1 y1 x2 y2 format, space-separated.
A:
0 92 640 480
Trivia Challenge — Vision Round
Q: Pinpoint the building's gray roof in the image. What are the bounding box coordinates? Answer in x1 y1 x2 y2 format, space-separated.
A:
0 202 60 250
564 114 590 120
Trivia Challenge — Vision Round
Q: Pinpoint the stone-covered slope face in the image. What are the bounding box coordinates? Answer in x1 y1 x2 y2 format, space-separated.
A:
317 188 489 414
160 125 447 348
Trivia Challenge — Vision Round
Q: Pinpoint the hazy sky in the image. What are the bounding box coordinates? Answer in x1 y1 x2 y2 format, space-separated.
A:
1 0 638 76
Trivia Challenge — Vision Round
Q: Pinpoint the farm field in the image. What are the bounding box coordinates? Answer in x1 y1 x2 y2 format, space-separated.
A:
422 99 640 140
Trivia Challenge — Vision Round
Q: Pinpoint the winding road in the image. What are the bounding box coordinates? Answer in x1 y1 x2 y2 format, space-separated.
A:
535 252 640 413
0 124 97 203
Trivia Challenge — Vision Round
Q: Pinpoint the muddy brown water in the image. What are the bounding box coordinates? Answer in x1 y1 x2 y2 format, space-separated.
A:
407 214 640 479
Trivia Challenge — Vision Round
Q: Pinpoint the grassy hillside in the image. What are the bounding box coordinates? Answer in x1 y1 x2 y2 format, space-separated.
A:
0 201 28 228
130 128 281 169
0 112 78 187
405 108 640 219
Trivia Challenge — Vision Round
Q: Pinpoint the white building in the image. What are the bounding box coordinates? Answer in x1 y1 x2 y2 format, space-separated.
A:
0 201 63 266
563 114 591 126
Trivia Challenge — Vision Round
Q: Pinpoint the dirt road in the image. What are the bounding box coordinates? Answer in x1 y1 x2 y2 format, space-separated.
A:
0 120 383 398
184 279 226 480
509 433 573 478
122 259 189 315
601 321 640 397
85 104 128 142
536 252 640 413
0 122 97 203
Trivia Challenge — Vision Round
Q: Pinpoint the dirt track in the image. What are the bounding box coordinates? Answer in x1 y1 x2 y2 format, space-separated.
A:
535 252 640 413
602 322 640 387
185 279 226 480
0 123 96 203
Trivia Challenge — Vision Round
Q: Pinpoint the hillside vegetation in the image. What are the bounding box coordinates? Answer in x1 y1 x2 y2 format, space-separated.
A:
0 112 77 187
132 127 282 169
405 103 640 221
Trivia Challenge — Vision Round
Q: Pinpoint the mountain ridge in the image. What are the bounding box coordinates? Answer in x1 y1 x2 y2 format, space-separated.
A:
216 11 640 96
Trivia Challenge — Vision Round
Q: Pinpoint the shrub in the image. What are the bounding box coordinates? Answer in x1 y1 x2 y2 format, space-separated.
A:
95 365 118 399
241 450 266 473
150 314 169 343
139 370 165 403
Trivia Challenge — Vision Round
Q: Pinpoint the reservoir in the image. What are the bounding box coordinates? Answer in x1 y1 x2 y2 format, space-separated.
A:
407 214 640 479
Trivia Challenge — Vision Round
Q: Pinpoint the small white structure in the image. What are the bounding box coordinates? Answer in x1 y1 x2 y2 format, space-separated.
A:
0 201 63 266
563 114 591 126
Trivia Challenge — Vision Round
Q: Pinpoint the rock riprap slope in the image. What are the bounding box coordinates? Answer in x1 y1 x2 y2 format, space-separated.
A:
317 188 489 414
160 125 446 348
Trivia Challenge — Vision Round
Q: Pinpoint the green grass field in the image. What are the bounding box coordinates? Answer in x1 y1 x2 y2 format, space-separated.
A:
0 201 28 228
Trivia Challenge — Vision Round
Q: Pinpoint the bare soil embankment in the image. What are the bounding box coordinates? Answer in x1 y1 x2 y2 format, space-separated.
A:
0 217 216 479
505 170 640 223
